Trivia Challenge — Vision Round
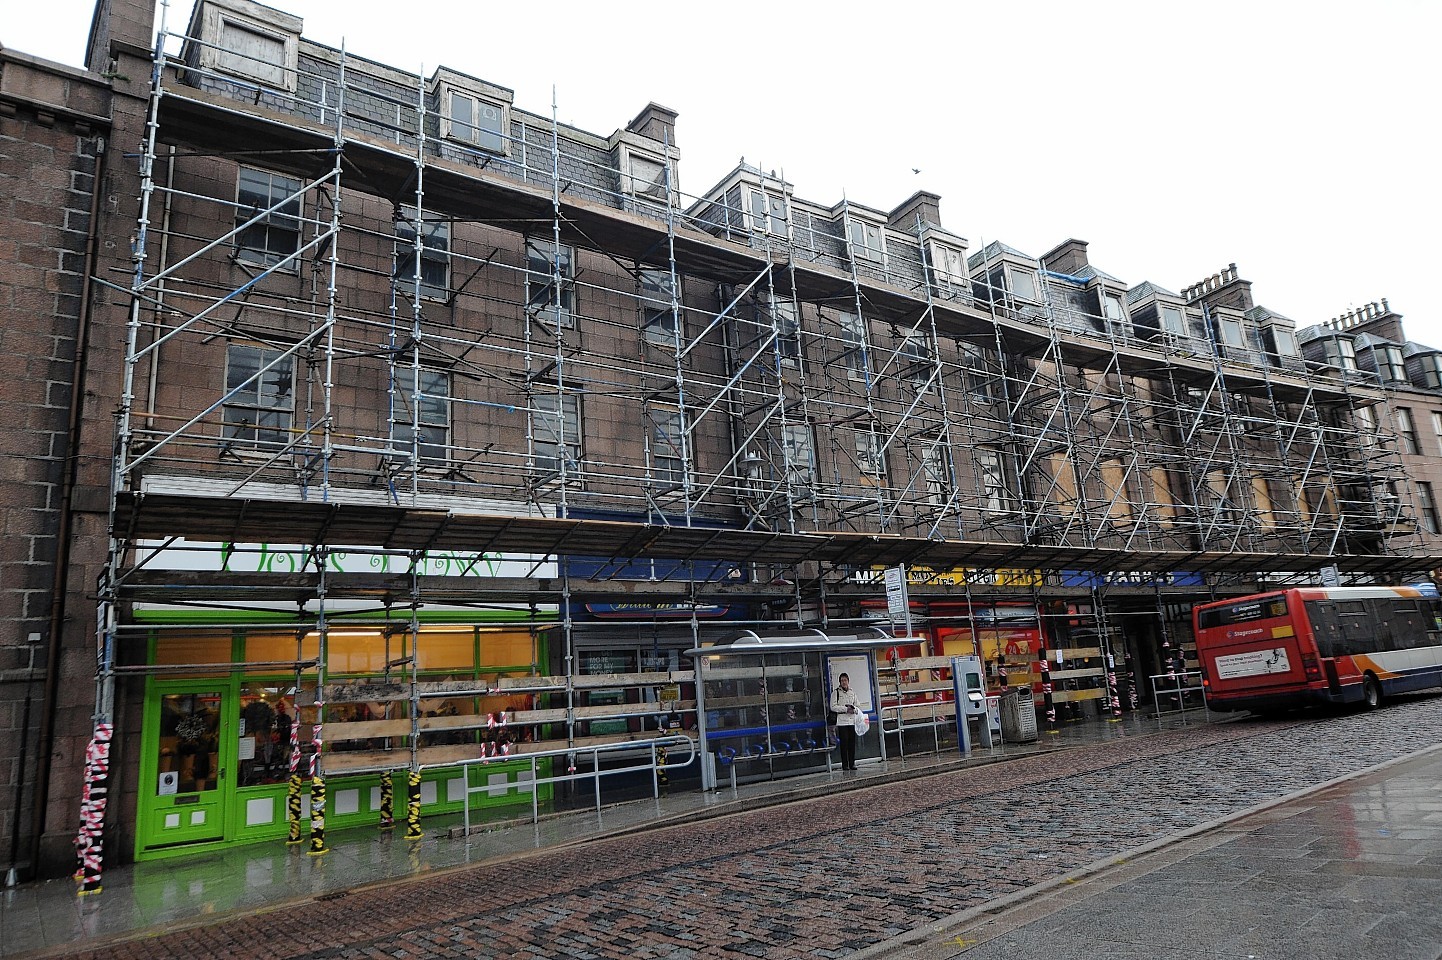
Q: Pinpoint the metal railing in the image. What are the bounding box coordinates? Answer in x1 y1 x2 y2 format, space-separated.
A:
430 733 698 835
1150 670 1210 723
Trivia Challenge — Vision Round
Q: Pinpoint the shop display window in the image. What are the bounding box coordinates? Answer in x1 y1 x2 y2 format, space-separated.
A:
236 685 299 786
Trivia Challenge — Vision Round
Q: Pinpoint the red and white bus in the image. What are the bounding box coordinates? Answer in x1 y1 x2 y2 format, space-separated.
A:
1193 585 1442 713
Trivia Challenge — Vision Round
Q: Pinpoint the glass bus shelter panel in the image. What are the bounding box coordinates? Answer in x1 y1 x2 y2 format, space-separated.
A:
701 651 836 779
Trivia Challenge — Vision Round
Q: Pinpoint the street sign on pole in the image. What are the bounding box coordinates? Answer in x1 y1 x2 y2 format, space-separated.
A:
884 565 911 637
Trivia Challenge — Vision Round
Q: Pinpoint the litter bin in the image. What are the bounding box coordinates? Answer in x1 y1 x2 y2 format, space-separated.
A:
998 687 1039 743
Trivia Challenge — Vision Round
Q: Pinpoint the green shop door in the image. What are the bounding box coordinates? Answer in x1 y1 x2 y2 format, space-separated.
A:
139 686 231 851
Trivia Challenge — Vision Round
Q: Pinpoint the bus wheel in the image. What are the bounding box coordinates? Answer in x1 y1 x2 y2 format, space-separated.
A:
1362 676 1382 711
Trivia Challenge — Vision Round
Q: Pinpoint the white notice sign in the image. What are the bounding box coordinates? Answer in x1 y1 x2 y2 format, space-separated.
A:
884 566 911 636
1215 647 1292 680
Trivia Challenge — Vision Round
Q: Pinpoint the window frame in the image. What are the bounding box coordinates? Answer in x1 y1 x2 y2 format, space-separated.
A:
771 296 802 365
976 448 1011 514
838 311 869 377
747 186 789 237
1418 481 1440 534
1397 407 1421 455
847 219 885 263
648 403 687 489
781 422 816 488
442 87 509 155
390 365 451 466
928 242 967 287
854 428 888 488
531 390 583 483
234 166 303 270
640 268 680 348
525 237 576 328
221 343 296 451
394 208 451 301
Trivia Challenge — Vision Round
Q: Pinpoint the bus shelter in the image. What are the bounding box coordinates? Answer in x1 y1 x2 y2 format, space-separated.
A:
687 627 897 789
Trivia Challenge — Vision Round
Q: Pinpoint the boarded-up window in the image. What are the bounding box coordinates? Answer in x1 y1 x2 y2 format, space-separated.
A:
217 17 289 89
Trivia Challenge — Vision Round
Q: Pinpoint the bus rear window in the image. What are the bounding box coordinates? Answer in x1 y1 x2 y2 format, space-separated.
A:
1197 596 1289 630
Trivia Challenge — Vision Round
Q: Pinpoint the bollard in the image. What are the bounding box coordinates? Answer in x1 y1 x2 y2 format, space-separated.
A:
405 770 423 840
308 775 328 855
1039 647 1056 727
378 771 394 828
285 772 304 844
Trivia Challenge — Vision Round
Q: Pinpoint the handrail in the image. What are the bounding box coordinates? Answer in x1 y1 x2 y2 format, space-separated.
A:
425 733 698 833
1150 670 1209 724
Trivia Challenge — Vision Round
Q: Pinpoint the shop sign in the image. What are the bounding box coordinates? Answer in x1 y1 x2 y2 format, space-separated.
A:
137 539 556 578
1060 570 1203 588
851 566 1042 587
582 602 730 619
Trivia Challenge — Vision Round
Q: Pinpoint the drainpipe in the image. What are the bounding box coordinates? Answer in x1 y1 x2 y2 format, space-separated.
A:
26 132 109 881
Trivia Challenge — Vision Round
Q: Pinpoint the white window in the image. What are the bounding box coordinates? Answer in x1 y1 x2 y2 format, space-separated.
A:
391 367 449 464
395 209 450 300
1218 317 1246 349
1430 411 1442 448
855 429 887 486
222 344 294 449
1102 293 1127 324
848 220 884 261
444 89 507 154
649 405 686 487
748 188 788 237
977 449 1010 512
640 269 679 348
781 422 815 487
526 238 575 327
1159 305 1188 336
1009 267 1040 303
929 242 967 286
532 392 582 480
838 311 868 375
235 167 302 268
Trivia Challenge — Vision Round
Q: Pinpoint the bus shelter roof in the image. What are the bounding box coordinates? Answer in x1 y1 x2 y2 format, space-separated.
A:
685 626 896 657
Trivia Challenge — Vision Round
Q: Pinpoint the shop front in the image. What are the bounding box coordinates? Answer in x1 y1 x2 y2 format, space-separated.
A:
129 540 557 861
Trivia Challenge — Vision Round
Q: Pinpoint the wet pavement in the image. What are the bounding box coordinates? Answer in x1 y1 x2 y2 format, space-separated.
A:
3 696 1440 959
867 742 1442 960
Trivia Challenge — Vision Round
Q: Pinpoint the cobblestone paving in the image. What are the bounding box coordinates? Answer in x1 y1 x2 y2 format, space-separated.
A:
64 696 1442 960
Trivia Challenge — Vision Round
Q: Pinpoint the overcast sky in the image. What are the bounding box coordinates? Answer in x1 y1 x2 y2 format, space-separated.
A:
8 1 1441 345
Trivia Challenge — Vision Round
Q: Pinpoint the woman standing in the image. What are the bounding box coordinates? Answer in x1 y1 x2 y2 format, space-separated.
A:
830 672 863 771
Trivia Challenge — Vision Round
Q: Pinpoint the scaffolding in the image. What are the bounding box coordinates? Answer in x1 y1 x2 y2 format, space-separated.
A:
77 6 1440 890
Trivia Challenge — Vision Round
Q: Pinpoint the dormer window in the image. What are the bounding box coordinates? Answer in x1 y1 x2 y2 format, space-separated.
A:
1320 337 1357 371
1217 316 1246 349
627 154 669 201
928 242 967 287
1009 267 1040 303
443 88 508 154
1372 345 1406 383
192 3 300 93
1101 293 1127 324
848 220 885 262
1413 353 1442 389
747 187 788 237
1159 305 1188 336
